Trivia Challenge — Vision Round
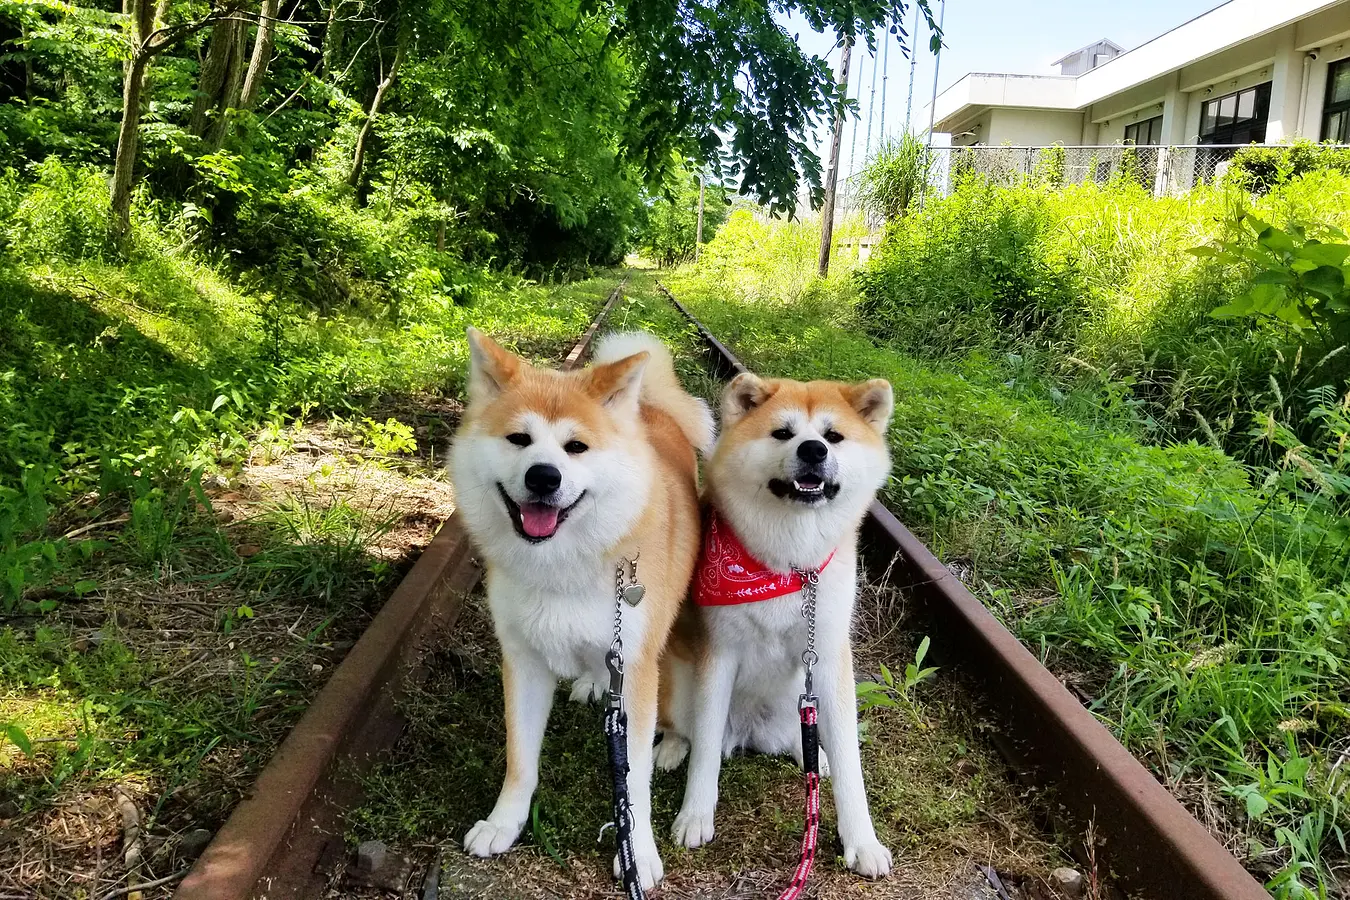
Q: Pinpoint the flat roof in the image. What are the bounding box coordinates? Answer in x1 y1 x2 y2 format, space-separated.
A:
925 0 1346 132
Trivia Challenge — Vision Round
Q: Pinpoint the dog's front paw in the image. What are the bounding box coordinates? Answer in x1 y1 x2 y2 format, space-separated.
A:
568 676 606 704
463 818 521 857
612 835 664 889
844 838 892 878
672 806 716 848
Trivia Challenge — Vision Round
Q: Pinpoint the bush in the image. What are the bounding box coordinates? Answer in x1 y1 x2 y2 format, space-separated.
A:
4 157 110 261
856 172 1350 455
1225 141 1350 195
858 134 931 221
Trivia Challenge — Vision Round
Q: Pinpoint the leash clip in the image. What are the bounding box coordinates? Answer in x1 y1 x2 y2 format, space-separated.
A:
798 692 817 712
605 647 625 710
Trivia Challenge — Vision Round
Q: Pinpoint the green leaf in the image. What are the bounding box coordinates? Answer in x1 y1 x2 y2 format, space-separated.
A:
1253 270 1294 286
878 662 894 688
1188 245 1218 258
1295 241 1350 267
1245 789 1269 820
1250 282 1287 314
915 635 931 668
72 580 98 596
1301 265 1345 301
1246 215 1273 236
211 394 229 412
1258 227 1297 255
4 724 32 756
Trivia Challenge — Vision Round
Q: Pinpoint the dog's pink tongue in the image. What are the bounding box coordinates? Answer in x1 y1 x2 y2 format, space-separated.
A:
520 503 560 538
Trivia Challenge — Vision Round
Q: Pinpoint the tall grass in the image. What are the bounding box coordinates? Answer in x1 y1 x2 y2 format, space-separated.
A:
856 172 1350 458
0 159 616 611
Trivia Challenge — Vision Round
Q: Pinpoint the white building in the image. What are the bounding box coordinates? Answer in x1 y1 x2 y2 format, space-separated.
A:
927 0 1350 149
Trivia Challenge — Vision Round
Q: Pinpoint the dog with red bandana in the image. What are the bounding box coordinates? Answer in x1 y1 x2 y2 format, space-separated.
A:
657 370 896 879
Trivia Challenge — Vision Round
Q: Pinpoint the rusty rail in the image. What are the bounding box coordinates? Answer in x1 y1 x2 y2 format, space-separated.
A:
656 281 1268 900
176 279 628 900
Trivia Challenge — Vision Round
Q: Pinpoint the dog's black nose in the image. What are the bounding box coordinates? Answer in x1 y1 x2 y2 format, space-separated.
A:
524 464 562 495
797 439 828 464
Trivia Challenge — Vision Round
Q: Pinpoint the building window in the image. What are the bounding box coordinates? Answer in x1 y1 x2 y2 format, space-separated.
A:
1322 58 1350 143
1124 115 1163 145
1199 82 1270 145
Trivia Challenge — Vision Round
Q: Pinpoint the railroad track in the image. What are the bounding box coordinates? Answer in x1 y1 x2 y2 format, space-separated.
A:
176 279 628 900
178 274 1268 900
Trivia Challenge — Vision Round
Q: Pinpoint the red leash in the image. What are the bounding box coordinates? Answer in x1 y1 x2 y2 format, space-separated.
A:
776 702 821 900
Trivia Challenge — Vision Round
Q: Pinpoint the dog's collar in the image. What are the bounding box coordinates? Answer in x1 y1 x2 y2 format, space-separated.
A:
694 511 835 607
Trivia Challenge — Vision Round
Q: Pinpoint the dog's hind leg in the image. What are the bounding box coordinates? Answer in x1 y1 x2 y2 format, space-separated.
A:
464 648 555 858
568 675 606 704
654 732 689 771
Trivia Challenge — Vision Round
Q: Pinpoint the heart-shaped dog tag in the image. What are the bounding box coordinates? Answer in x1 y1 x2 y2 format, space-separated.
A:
622 583 646 607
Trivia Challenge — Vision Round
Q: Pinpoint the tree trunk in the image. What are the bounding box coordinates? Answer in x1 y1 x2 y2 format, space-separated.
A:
321 0 343 78
239 0 279 109
110 52 150 243
109 0 157 244
189 17 242 139
207 21 248 146
348 39 403 188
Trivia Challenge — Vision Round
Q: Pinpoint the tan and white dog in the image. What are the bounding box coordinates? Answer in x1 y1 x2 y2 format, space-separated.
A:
449 329 712 889
659 371 896 878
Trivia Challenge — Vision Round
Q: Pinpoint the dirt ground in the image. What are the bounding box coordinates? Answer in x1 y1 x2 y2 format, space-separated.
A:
0 399 462 900
339 568 1084 900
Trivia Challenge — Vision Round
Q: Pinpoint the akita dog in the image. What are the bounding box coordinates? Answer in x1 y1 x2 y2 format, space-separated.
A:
450 328 712 889
660 371 896 878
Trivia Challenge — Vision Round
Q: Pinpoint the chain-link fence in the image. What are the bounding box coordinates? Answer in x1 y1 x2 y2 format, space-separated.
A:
926 144 1268 198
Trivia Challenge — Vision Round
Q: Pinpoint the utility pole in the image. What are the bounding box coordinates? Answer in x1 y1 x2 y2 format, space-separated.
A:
818 38 853 278
694 170 705 263
864 29 880 159
904 1 921 132
847 41 864 179
879 30 890 147
919 0 947 211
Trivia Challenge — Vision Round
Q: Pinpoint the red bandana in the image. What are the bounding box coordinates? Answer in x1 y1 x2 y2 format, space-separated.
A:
694 512 835 607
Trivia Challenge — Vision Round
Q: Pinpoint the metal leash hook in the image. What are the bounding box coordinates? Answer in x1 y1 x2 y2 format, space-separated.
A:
604 554 646 900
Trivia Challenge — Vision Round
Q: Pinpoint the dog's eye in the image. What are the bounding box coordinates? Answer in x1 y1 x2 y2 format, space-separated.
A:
824 429 844 444
564 440 589 454
771 428 794 441
506 433 532 447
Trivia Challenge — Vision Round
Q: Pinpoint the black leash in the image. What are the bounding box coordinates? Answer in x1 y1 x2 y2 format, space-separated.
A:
604 554 646 900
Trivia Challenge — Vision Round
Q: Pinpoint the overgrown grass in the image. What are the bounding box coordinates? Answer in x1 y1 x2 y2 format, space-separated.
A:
0 159 616 612
658 219 1350 898
856 171 1350 460
0 159 621 895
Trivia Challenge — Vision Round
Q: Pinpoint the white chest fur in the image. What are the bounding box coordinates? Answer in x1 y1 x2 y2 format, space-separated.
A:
486 566 647 681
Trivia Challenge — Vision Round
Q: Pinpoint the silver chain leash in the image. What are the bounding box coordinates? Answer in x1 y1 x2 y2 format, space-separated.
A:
606 552 643 711
795 567 820 708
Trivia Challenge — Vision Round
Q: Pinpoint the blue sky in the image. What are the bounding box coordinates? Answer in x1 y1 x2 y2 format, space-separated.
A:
785 0 1222 178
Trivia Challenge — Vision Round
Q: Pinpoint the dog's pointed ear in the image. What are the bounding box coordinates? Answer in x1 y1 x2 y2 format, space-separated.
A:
722 372 771 427
845 379 894 434
465 327 521 405
587 352 649 416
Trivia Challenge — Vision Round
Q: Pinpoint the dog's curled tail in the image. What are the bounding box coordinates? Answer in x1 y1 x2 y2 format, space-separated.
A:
593 331 715 454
